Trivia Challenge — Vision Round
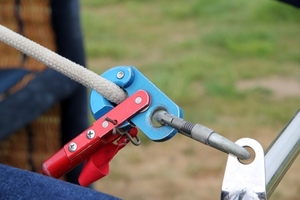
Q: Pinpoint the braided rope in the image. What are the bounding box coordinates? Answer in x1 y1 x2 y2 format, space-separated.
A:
0 24 127 104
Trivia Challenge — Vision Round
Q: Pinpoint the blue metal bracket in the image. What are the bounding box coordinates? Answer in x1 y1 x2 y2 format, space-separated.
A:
89 66 183 141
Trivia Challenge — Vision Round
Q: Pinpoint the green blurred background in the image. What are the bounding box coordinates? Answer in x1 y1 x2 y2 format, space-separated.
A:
81 0 300 199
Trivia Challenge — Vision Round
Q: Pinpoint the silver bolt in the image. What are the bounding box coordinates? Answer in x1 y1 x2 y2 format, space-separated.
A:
102 121 109 128
86 129 95 139
68 142 77 152
116 71 125 79
135 96 142 104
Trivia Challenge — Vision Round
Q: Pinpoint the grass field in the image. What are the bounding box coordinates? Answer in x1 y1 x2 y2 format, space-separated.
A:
81 1 300 199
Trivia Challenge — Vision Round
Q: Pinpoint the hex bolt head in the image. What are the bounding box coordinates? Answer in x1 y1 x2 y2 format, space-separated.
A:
116 71 125 79
68 142 77 152
86 129 95 139
135 96 142 104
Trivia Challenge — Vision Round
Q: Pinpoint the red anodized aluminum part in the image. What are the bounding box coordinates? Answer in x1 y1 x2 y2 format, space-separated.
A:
42 90 150 179
78 127 138 186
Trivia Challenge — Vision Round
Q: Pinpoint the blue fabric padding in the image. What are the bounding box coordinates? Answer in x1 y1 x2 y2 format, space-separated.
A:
0 69 30 94
0 68 79 140
0 164 120 200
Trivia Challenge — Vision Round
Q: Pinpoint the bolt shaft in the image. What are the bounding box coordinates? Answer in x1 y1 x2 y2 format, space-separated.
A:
154 110 250 160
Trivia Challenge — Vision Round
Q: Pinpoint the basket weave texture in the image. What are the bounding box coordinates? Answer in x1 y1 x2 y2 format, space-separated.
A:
0 105 62 173
0 0 62 174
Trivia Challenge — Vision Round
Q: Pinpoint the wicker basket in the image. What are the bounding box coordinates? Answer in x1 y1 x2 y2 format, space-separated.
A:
0 105 62 173
0 0 62 174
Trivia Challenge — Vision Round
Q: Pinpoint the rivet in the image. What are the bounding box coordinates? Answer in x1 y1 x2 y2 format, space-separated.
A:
68 142 77 152
135 96 142 104
116 71 125 79
86 129 95 139
102 121 109 128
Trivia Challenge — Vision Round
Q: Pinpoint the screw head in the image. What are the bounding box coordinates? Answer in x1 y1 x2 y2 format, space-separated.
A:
102 121 109 128
86 129 95 139
68 142 77 152
116 71 125 79
135 96 142 104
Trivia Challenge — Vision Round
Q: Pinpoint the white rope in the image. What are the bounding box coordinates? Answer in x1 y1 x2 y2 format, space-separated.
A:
0 24 127 104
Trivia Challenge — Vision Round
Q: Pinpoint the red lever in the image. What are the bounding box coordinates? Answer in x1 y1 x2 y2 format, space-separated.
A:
78 127 138 186
42 90 150 179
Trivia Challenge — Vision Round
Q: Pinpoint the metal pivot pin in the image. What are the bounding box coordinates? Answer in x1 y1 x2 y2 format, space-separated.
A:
221 138 267 200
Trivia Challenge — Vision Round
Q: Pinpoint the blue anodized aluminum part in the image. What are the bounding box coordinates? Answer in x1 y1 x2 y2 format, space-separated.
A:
89 66 183 141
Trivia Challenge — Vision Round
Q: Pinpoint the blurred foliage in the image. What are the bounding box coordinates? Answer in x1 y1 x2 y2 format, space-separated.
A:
82 1 300 199
82 0 300 137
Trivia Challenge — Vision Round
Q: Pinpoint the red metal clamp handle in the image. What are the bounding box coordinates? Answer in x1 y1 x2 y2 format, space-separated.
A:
42 90 150 179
